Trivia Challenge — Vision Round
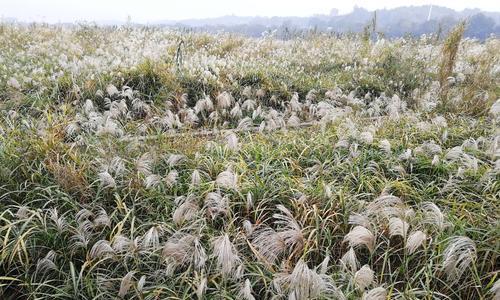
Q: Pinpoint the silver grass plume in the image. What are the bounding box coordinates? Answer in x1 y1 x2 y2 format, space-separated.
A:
251 226 286 265
212 234 242 277
272 259 345 300
98 171 116 189
246 192 253 210
36 250 57 273
196 276 207 299
360 131 374 144
136 153 154 176
144 174 162 189
231 103 243 119
406 230 427 254
93 208 111 228
318 254 330 275
421 202 450 231
137 275 146 292
191 169 202 186
205 191 229 219
365 194 405 220
90 240 115 259
388 217 409 238
163 170 178 187
343 226 375 253
441 236 477 283
242 99 256 111
379 139 391 154
362 286 387 300
216 168 238 190
118 271 136 298
216 91 233 109
166 154 186 167
142 225 163 249
354 264 375 290
225 132 239 151
490 278 500 300
162 233 206 273
340 247 359 273
237 116 253 130
49 208 68 233
238 279 256 300
173 195 199 225
243 220 254 236
273 205 304 256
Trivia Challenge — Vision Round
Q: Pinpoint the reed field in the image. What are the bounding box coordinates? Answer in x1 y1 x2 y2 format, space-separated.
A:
0 23 499 299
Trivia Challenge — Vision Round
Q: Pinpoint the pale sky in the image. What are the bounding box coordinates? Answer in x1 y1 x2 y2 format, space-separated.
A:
1 0 499 23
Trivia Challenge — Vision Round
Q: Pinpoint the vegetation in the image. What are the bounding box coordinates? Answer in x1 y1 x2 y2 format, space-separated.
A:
0 22 499 299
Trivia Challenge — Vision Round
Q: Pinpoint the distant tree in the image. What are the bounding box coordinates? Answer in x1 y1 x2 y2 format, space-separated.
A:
465 14 495 39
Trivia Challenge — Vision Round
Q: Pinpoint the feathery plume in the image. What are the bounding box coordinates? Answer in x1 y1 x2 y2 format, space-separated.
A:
251 226 286 264
406 230 427 254
340 247 359 272
354 265 374 290
212 234 241 277
136 153 154 176
144 174 162 189
112 235 133 253
243 220 254 236
205 191 229 219
98 171 116 189
137 275 146 292
216 91 233 109
162 233 206 273
216 168 238 190
348 213 372 230
191 169 202 186
273 259 344 300
49 208 67 232
90 240 115 259
490 278 500 300
379 139 391 153
173 195 199 225
118 271 136 298
231 103 243 119
360 131 374 144
274 205 304 256
388 217 409 238
7 77 21 89
106 84 119 97
362 286 387 300
318 254 330 275
142 226 163 249
246 192 253 210
343 226 375 253
196 276 207 299
225 132 239 151
238 279 256 300
36 250 57 273
365 194 405 219
421 202 449 231
164 170 178 187
93 208 111 228
442 236 477 283
166 154 186 167
489 99 500 117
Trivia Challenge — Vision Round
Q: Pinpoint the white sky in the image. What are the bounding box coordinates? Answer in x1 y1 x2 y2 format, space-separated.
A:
1 0 499 23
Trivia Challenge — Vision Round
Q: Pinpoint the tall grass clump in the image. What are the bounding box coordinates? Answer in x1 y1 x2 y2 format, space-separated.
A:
438 21 466 108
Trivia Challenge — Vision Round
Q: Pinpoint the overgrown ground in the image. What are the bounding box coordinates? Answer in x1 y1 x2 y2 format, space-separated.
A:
0 23 499 299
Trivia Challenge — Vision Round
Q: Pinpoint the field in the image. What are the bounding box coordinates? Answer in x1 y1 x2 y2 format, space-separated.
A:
0 23 499 299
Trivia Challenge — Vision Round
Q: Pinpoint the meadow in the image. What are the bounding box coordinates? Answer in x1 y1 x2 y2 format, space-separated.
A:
0 23 499 299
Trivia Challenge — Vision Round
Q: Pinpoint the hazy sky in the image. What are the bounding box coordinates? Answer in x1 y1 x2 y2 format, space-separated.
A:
2 0 499 23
